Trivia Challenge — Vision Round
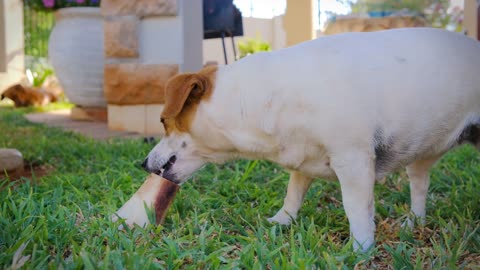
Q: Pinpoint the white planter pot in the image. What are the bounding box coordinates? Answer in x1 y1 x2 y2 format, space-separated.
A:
48 7 105 107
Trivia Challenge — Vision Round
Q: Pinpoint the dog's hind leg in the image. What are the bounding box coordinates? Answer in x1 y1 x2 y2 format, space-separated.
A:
268 171 313 225
404 156 439 227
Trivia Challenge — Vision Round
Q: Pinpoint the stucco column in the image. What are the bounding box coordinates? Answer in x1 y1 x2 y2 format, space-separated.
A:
464 0 479 40
0 1 6 72
181 0 203 72
283 0 315 47
0 0 24 91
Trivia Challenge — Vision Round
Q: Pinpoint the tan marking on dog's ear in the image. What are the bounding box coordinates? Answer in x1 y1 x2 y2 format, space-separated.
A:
161 66 217 133
161 117 176 136
161 74 204 119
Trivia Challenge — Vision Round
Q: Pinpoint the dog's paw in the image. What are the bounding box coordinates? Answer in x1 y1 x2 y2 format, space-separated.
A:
267 209 295 225
401 218 414 230
353 238 375 253
401 214 425 230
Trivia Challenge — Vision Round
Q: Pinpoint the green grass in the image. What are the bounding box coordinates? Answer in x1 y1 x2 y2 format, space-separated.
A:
0 105 479 269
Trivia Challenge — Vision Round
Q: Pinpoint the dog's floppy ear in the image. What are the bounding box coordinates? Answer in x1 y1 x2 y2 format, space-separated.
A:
161 73 210 119
2 84 25 98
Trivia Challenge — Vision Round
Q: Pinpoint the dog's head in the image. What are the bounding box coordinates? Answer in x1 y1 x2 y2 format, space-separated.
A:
143 66 218 184
2 84 56 107
1 84 27 106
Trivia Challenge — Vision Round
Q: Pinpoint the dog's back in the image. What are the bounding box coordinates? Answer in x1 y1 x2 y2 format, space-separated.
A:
210 28 480 178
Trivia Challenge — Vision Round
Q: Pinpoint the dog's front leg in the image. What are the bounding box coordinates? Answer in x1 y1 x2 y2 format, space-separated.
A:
331 151 376 252
268 171 313 225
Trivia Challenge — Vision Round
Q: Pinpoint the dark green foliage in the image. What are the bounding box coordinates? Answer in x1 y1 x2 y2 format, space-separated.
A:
23 3 55 59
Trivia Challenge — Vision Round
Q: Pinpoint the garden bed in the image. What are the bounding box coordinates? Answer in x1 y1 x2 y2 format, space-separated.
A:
1 162 53 183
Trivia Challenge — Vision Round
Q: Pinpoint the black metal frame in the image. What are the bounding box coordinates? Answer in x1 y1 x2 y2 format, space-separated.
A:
203 0 243 64
219 31 237 64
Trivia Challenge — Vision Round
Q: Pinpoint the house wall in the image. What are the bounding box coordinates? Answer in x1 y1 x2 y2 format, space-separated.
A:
182 0 203 72
0 0 24 92
0 1 5 72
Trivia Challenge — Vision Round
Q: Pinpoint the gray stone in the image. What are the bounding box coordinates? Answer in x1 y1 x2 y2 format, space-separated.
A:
101 0 177 17
0 148 24 172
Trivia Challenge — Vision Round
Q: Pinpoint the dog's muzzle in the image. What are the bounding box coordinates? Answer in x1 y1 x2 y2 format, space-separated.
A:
141 155 177 178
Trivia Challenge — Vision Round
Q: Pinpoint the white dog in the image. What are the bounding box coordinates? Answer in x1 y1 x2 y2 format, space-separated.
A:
142 28 480 251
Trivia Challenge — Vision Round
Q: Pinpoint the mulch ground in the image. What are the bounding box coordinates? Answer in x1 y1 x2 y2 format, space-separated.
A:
1 162 53 188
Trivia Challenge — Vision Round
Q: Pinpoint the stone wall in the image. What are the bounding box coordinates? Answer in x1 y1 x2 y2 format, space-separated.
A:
101 0 203 135
101 0 179 107
104 63 178 105
324 16 426 36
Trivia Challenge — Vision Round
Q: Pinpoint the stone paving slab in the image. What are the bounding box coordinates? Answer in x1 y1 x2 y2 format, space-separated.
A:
25 109 149 140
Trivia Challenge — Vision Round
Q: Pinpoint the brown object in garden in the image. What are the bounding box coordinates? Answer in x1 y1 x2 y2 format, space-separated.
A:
1 84 58 107
70 106 108 122
112 173 179 227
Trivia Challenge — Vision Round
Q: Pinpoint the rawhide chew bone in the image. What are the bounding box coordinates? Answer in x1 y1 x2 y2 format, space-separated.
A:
112 173 179 227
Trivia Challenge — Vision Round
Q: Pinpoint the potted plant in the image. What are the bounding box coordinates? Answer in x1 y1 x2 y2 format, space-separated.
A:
27 0 106 107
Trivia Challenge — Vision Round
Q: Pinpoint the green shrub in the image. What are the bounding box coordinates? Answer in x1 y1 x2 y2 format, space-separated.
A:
238 37 271 59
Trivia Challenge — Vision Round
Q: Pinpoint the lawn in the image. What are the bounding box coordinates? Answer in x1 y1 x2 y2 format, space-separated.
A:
0 105 479 269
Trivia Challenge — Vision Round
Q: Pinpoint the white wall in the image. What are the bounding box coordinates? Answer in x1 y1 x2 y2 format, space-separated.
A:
0 0 24 91
181 0 203 72
140 17 183 65
139 0 203 73
203 16 286 65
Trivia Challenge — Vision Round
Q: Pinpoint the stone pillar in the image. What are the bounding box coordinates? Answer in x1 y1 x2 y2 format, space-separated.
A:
0 0 24 91
283 0 315 47
464 0 479 40
101 0 203 135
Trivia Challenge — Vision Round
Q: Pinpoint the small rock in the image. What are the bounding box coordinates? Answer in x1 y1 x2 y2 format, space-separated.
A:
0 148 24 172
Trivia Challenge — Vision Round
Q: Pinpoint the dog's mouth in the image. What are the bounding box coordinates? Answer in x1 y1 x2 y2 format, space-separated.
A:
160 155 177 174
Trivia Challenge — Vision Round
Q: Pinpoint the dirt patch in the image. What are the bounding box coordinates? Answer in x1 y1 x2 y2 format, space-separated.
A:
1 162 53 184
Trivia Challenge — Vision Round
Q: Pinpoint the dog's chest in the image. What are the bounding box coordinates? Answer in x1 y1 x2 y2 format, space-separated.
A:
270 143 336 179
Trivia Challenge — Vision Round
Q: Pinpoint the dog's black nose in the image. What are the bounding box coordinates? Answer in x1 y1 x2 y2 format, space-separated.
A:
141 158 148 171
